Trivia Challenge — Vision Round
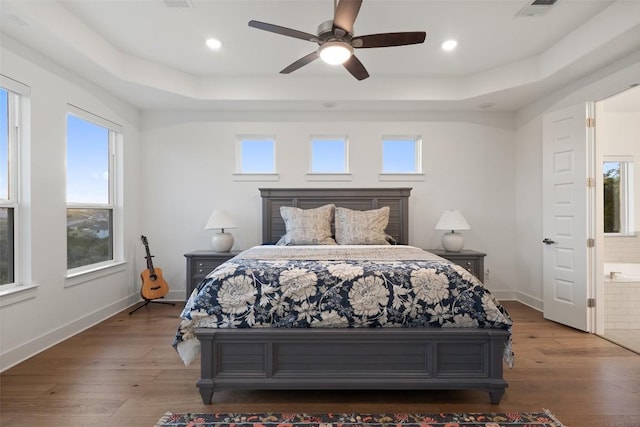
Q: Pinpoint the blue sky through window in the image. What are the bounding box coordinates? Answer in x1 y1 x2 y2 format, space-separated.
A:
383 138 417 173
66 114 109 204
1 89 8 200
311 138 346 173
241 138 274 173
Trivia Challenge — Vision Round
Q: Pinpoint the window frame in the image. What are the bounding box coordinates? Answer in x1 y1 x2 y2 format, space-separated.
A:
379 135 425 181
0 85 19 288
233 134 279 182
0 74 32 297
306 134 352 182
66 105 124 279
603 155 635 236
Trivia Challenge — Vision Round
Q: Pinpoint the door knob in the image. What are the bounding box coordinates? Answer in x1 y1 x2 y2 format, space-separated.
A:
542 238 556 245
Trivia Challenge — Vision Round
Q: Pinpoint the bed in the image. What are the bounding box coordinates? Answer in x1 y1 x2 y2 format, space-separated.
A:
174 188 512 405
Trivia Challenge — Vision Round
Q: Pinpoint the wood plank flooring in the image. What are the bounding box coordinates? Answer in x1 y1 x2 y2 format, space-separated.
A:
1 301 639 427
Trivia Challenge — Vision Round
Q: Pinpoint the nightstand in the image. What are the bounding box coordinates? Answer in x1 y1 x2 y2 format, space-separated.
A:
184 250 241 300
426 249 486 282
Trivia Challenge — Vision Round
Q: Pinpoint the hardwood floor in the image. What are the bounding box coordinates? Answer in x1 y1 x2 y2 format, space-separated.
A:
1 301 639 427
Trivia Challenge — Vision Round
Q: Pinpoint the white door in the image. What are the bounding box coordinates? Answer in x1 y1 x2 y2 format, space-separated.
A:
542 104 594 332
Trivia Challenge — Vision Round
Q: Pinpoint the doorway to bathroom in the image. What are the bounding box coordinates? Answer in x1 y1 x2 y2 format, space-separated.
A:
595 84 640 354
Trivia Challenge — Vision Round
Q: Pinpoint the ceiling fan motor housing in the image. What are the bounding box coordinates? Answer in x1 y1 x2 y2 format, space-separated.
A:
317 20 352 43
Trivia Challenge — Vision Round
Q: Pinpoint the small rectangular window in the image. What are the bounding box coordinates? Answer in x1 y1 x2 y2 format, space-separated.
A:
603 157 634 235
237 136 275 173
310 136 347 173
382 136 422 174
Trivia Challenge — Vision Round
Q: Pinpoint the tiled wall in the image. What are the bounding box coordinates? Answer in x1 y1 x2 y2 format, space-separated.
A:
604 237 640 330
605 282 640 329
604 236 640 263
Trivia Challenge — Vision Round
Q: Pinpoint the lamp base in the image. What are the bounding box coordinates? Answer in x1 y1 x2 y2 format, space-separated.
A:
211 232 234 252
442 231 464 252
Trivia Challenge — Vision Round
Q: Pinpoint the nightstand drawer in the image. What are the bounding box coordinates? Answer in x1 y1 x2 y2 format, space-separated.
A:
425 249 486 282
194 259 223 274
453 258 479 274
184 250 241 300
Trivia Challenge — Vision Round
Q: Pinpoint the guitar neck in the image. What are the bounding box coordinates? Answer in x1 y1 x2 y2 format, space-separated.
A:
141 236 156 276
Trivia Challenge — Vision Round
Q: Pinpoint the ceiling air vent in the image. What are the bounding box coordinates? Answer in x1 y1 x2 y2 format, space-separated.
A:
516 0 558 17
162 0 193 8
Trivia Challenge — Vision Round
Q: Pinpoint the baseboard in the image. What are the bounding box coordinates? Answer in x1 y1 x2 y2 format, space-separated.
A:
513 291 543 311
0 293 140 372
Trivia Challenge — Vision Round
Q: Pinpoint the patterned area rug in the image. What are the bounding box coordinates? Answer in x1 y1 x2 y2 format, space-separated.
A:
155 411 567 427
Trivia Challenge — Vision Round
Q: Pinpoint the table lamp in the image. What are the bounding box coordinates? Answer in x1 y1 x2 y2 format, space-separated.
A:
435 210 470 252
204 209 238 252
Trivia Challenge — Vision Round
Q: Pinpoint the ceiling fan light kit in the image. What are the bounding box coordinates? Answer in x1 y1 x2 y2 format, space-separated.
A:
248 0 426 80
319 41 353 65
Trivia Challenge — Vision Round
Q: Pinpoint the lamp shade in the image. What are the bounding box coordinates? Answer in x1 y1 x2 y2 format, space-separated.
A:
435 210 470 232
435 210 470 253
204 209 238 231
204 210 238 252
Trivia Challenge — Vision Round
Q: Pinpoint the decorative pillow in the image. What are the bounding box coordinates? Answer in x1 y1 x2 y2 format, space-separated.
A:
334 206 390 245
278 204 337 245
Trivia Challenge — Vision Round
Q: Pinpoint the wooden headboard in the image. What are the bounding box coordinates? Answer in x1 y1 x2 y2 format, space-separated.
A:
260 188 412 245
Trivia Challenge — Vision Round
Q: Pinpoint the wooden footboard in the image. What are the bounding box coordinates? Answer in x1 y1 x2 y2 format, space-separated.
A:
195 327 509 404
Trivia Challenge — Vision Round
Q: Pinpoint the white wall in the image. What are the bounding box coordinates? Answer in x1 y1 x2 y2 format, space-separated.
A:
0 43 142 371
140 112 518 300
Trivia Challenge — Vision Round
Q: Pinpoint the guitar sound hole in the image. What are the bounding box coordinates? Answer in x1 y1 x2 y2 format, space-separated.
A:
150 274 157 281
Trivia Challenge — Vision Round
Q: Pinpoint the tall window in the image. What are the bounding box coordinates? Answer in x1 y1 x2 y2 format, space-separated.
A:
382 136 422 173
310 136 347 173
66 109 121 272
0 87 16 286
603 157 634 235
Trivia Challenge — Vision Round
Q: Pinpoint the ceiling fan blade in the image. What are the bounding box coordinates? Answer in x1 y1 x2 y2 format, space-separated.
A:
352 32 426 48
343 55 369 81
280 51 320 74
249 20 318 43
333 0 362 35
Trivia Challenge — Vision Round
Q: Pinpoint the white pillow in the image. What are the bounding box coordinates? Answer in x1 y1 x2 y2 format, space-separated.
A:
334 206 390 245
278 204 337 245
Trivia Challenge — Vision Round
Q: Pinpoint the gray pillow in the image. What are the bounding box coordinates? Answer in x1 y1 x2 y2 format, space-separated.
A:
278 204 337 245
335 206 390 245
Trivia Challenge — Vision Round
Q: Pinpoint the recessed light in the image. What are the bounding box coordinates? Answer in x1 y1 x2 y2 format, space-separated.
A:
441 39 458 51
206 38 222 50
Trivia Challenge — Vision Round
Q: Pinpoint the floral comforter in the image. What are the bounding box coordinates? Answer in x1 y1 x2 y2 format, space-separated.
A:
173 245 513 366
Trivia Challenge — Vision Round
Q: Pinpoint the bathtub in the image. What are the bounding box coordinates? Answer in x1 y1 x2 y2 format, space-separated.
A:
604 262 640 283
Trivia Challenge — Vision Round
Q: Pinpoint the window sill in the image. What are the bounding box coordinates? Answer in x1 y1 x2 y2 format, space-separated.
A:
378 173 425 182
65 261 127 288
0 283 39 308
305 173 353 182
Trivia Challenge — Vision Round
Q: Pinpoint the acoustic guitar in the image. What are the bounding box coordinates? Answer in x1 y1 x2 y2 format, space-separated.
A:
140 235 169 300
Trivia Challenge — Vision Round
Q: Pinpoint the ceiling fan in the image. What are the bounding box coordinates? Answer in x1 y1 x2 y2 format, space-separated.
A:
248 0 426 81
